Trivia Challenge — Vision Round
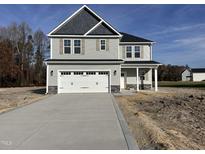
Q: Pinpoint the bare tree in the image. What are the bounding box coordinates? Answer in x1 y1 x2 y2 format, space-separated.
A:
0 22 47 87
33 29 47 85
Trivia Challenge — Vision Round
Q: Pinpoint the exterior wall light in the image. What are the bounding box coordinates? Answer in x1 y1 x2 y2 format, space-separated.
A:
50 70 53 76
114 70 117 76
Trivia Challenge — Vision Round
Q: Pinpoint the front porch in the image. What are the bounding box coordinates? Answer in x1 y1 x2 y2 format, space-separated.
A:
120 61 161 92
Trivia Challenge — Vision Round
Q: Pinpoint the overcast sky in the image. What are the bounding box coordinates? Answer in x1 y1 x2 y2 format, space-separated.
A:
0 4 205 67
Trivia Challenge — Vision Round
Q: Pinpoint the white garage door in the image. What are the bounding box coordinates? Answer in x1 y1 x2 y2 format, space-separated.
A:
58 71 109 93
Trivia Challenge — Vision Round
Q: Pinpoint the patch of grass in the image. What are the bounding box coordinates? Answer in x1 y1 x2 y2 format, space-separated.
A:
158 81 205 88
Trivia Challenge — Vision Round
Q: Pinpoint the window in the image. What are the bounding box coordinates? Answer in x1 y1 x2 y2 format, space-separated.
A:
64 40 71 54
100 40 106 51
74 72 83 75
86 72 96 75
126 45 141 58
61 72 71 75
74 40 81 54
99 72 108 75
126 46 132 58
134 46 140 58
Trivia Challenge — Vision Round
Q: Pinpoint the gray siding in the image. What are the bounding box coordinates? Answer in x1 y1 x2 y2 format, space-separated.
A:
121 68 152 85
119 44 151 60
51 38 119 59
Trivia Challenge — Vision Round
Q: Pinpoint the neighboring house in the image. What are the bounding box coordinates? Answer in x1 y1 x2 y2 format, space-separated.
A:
181 68 205 82
191 68 205 81
181 68 191 81
46 5 161 94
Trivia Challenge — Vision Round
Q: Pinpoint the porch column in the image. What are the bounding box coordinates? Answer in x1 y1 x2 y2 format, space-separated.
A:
136 67 139 91
154 68 158 91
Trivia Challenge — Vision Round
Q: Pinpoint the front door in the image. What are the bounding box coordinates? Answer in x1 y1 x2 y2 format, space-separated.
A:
120 72 125 89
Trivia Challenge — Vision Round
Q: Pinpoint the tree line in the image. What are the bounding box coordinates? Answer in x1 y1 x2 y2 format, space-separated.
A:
157 64 188 81
0 22 49 87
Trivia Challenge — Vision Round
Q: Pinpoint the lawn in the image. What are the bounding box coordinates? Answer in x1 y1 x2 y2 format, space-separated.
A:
0 87 48 114
115 87 205 149
158 81 205 88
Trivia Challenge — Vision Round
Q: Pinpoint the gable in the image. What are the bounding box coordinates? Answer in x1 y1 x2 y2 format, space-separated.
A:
48 5 121 37
51 8 101 35
87 22 119 35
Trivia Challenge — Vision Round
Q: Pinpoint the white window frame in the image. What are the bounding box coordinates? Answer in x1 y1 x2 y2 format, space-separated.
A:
73 39 81 54
125 45 141 59
63 39 72 54
100 39 106 51
126 46 132 58
134 45 141 58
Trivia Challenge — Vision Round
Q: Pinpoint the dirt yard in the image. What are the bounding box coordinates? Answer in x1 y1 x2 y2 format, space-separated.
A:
115 88 205 150
0 87 48 114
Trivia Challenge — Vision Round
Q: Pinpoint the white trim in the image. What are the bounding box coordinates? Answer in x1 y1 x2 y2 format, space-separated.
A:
125 45 132 59
48 5 121 37
50 38 53 59
136 67 139 91
117 39 120 59
62 39 82 54
120 71 127 90
84 21 103 36
73 39 82 54
154 68 158 91
99 39 106 51
124 45 143 60
48 5 86 36
134 45 141 58
46 65 49 94
57 69 111 94
48 34 121 38
63 39 72 54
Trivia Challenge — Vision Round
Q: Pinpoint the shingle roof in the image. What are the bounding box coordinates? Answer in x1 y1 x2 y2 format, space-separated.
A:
51 7 101 35
87 22 118 35
124 60 160 65
45 59 123 62
191 68 205 73
49 6 120 36
120 32 153 43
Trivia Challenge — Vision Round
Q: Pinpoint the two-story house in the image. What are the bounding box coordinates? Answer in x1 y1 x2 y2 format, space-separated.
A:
46 5 161 94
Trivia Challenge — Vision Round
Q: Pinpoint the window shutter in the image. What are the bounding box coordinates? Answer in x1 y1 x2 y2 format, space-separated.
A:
106 39 109 51
81 39 85 55
59 39 63 55
140 46 144 59
96 39 100 51
122 46 126 59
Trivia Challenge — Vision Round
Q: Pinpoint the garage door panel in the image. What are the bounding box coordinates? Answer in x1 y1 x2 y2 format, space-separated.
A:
58 71 109 93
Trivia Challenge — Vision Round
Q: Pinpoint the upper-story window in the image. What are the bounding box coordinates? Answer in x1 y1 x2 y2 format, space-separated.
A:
64 40 71 54
74 40 81 54
126 45 141 58
100 39 106 51
134 46 140 58
126 46 132 58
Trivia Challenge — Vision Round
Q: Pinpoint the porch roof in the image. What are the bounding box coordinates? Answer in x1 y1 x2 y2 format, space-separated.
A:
122 60 161 68
124 60 160 64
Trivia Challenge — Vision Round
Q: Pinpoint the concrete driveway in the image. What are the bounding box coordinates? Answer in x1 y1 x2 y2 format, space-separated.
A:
0 93 131 150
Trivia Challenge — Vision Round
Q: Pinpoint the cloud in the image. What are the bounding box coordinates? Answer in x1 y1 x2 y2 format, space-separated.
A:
148 23 205 36
154 34 205 67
